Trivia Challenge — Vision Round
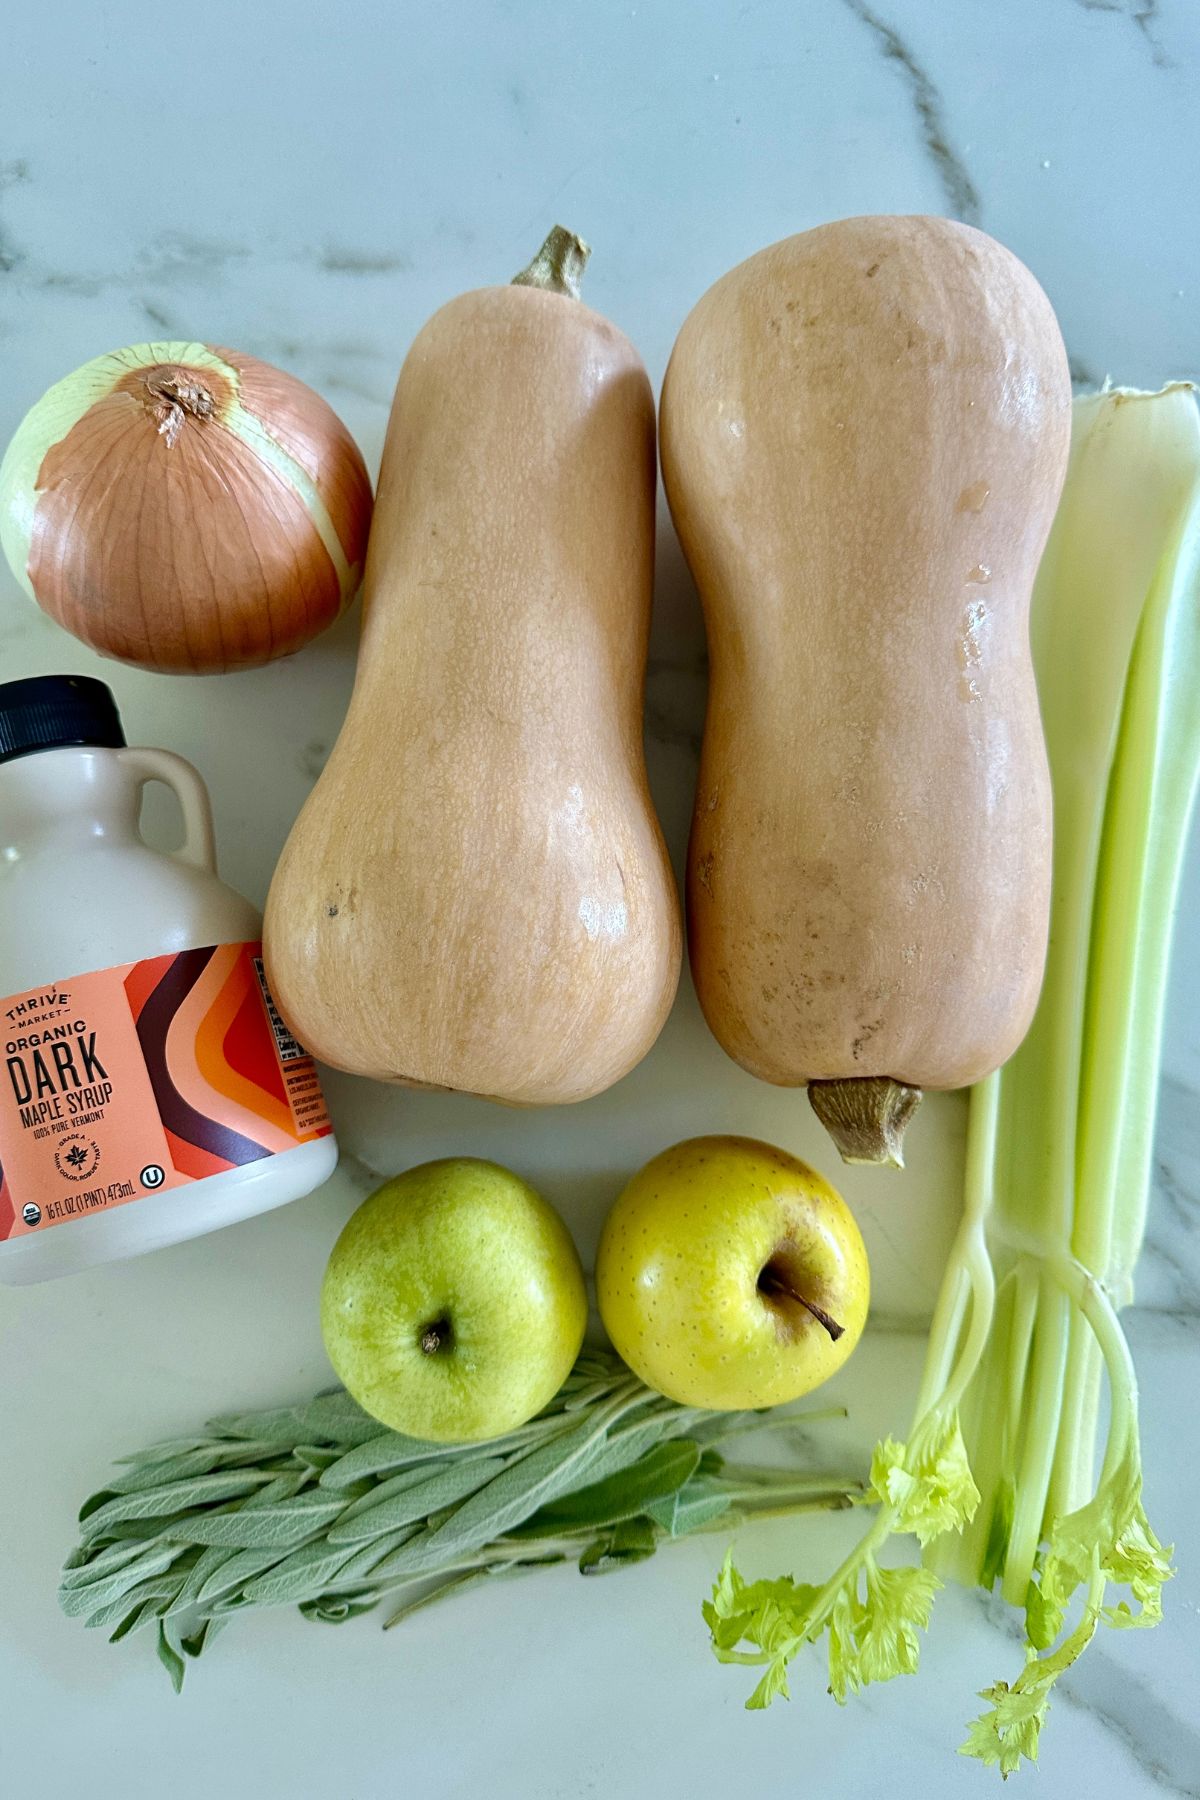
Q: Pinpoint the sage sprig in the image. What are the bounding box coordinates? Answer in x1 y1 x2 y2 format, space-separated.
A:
60 1350 857 1689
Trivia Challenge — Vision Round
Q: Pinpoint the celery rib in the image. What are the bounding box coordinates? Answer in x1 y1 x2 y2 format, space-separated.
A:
956 385 1198 1759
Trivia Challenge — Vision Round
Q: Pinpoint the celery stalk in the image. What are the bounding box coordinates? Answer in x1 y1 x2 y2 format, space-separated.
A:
1050 456 1200 1519
704 386 1200 1775
964 384 1200 1574
1081 456 1200 1298
949 386 1198 1770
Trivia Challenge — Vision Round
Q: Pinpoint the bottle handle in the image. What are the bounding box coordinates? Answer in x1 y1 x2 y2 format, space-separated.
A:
116 748 218 874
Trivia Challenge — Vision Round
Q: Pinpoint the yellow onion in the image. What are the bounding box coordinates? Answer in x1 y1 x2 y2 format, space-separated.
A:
0 342 373 673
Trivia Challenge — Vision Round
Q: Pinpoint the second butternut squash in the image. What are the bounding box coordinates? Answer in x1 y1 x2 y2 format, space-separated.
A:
660 215 1071 1164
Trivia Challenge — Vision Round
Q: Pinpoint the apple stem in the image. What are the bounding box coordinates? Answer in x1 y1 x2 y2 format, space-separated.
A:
419 1317 453 1356
757 1266 845 1342
795 1296 845 1342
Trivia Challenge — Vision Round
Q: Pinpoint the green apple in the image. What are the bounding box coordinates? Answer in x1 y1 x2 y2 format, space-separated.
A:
321 1158 588 1442
596 1135 869 1409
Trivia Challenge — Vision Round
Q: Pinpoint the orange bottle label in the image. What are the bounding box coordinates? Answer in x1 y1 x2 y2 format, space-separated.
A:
0 943 331 1240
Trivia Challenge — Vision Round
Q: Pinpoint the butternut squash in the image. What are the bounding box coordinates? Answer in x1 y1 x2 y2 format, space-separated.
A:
264 229 680 1105
660 215 1071 1165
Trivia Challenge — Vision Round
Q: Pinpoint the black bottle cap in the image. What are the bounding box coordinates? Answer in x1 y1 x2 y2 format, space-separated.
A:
0 675 126 765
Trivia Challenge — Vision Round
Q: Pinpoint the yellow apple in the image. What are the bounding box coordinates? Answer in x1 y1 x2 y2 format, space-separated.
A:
596 1135 869 1409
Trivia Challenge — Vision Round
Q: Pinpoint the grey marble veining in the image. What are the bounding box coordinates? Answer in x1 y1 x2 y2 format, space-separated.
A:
1073 0 1175 71
0 159 30 278
840 0 982 224
1056 1642 1200 1797
1143 1075 1200 1313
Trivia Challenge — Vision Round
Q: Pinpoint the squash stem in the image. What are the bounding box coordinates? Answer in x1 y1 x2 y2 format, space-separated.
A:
807 1076 921 1168
511 225 591 301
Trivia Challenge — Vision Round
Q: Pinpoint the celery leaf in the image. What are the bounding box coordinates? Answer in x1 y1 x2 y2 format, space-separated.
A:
869 1414 980 1545
827 1561 941 1701
960 1673 1050 1779
962 1601 1102 1777
706 1549 944 1710
1025 1450 1171 1648
970 1488 1169 1775
1101 1504 1172 1630
856 1563 941 1684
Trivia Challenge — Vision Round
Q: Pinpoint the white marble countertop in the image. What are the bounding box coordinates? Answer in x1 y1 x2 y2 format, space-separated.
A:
1 3 1197 1795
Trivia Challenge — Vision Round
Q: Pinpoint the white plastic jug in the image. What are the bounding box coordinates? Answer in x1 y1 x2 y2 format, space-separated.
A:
0 674 338 1284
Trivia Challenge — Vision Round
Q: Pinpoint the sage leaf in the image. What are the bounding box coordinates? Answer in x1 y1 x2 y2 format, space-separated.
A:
104 1444 284 1496
568 1352 622 1382
367 1400 645 1579
579 1517 659 1575
333 1527 422 1584
78 1488 118 1522
300 1593 382 1625
83 1573 184 1631
292 1445 343 1473
696 1445 729 1473
108 1595 165 1643
318 1414 571 1492
327 1464 452 1523
167 1490 346 1550
83 1514 194 1548
157 1619 186 1694
208 1391 378 1449
182 1468 332 1598
240 1539 366 1608
561 1382 620 1413
194 1547 285 1606
114 1436 214 1467
500 1410 691 1514
691 1413 761 1447
59 1545 186 1619
165 1546 241 1615
244 1471 311 1507
60 1536 164 1592
516 1441 702 1535
181 1617 222 1658
210 1439 309 1466
327 1457 508 1545
644 1483 735 1538
80 1472 280 1541
318 1432 453 1491
104 1449 226 1496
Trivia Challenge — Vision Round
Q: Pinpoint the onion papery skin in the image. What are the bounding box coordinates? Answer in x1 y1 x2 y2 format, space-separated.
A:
0 342 374 673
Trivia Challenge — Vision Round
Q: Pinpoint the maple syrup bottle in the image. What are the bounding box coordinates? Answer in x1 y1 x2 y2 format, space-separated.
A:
0 674 338 1283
